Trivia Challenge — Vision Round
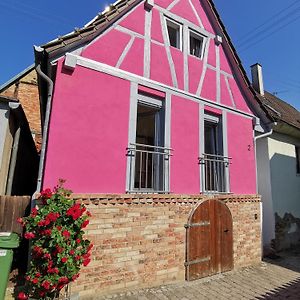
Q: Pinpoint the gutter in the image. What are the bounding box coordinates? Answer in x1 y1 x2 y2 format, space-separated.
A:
254 122 277 141
34 46 54 195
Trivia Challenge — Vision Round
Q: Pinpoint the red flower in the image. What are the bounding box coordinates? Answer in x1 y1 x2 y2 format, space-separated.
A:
88 244 93 251
31 207 38 217
46 212 60 222
39 291 45 297
40 188 53 204
44 253 51 260
76 238 81 244
58 277 69 284
17 217 24 226
81 220 89 228
17 292 28 300
83 258 91 266
69 249 75 255
61 257 68 263
32 246 43 257
43 229 52 236
37 219 50 227
24 232 35 239
72 274 79 281
32 278 38 284
41 280 51 290
35 272 41 278
62 230 70 238
48 267 59 274
56 226 62 231
66 203 84 220
75 255 81 261
40 188 52 199
87 211 92 217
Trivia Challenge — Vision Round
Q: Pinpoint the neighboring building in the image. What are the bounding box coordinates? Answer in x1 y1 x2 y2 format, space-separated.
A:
0 96 39 196
0 65 42 152
252 63 300 252
34 0 264 297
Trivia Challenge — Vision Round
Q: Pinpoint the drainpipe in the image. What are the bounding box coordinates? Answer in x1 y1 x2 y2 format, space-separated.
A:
34 46 54 196
6 102 21 195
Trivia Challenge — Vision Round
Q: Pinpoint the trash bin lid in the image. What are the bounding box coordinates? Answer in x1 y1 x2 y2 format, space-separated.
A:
0 232 19 248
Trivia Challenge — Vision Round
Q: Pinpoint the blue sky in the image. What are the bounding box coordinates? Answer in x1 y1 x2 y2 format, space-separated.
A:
0 0 299 109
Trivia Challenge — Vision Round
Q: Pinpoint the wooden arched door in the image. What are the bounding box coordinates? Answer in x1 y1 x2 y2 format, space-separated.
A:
185 199 233 281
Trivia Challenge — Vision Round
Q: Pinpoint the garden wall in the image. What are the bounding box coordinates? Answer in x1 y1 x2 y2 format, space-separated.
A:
70 194 261 298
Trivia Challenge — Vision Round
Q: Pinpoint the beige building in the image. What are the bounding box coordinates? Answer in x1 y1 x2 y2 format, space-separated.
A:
252 64 300 251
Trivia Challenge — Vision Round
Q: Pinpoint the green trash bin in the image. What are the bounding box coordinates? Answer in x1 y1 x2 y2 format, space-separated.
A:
0 232 19 300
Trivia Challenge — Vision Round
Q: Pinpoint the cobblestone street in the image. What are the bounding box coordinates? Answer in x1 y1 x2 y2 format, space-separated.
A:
96 248 300 300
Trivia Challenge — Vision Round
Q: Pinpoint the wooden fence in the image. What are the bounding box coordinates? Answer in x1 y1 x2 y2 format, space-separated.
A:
0 195 31 235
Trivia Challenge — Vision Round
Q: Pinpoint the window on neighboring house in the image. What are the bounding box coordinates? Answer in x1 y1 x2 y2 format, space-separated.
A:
296 146 300 174
166 19 181 50
189 30 205 59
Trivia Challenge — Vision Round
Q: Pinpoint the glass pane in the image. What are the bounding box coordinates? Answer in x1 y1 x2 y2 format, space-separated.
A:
167 25 179 48
190 35 203 58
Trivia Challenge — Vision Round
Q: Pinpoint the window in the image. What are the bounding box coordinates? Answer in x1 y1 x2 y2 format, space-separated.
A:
166 19 181 49
189 30 205 59
127 93 172 193
200 113 230 193
296 146 300 174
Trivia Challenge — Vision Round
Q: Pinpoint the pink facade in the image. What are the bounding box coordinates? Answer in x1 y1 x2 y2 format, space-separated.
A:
43 0 257 195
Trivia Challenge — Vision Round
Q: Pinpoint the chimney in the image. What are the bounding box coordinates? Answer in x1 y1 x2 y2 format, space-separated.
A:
251 63 264 96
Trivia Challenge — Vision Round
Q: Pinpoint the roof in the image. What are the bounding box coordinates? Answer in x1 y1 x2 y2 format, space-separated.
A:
257 91 300 131
40 0 140 56
0 64 35 93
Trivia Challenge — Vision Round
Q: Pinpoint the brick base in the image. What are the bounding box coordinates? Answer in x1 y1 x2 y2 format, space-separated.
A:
70 194 261 298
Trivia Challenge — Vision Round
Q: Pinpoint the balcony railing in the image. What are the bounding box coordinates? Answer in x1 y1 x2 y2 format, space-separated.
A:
127 143 172 193
199 154 231 193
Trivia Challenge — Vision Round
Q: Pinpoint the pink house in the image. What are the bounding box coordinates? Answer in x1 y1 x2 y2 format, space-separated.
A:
34 0 263 297
36 0 260 196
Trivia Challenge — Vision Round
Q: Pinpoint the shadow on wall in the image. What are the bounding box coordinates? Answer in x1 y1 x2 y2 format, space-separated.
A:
269 153 300 251
274 213 300 251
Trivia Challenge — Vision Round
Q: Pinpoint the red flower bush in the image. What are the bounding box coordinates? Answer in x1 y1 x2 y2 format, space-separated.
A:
18 180 92 300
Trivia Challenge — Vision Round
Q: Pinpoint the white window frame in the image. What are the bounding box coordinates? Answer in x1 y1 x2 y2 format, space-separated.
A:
189 29 207 60
126 87 172 194
165 18 183 51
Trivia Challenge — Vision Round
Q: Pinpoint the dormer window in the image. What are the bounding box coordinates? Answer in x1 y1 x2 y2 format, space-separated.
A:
189 30 205 59
166 19 182 50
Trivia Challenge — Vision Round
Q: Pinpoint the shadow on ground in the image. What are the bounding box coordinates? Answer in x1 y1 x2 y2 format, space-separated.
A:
255 277 300 299
259 245 300 299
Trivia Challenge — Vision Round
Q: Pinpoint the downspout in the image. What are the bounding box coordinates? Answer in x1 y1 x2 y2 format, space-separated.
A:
34 46 54 196
6 102 21 195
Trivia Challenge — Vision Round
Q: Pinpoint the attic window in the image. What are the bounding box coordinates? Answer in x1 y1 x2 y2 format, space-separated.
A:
166 19 182 50
189 30 205 59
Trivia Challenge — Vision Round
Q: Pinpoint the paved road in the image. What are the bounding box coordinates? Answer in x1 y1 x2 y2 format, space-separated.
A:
96 248 300 300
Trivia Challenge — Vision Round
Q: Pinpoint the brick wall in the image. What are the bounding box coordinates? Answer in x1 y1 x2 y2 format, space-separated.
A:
0 70 41 151
70 194 261 298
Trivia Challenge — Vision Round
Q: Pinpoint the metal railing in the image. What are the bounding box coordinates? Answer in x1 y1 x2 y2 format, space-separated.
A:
199 154 231 193
127 143 172 193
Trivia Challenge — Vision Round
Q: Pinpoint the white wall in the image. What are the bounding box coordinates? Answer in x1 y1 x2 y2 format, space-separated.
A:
268 132 300 218
256 137 275 247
